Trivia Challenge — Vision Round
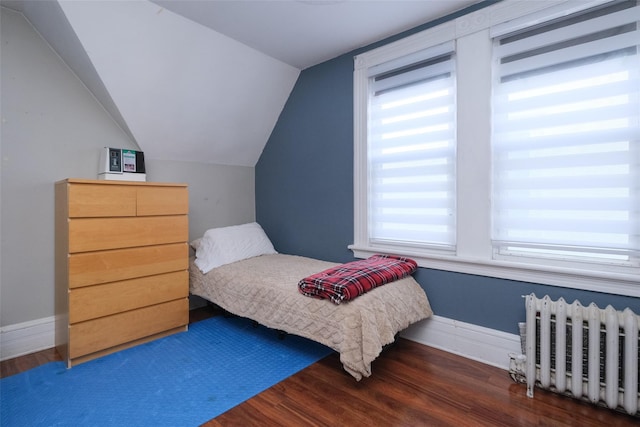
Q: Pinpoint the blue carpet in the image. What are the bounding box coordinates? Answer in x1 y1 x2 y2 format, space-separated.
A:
1 316 332 426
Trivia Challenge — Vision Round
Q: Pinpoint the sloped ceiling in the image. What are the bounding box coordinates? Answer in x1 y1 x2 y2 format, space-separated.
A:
58 0 299 167
3 0 478 167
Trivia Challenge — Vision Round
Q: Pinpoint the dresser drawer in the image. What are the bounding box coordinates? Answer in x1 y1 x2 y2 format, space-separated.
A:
69 215 188 253
137 186 188 216
68 184 137 218
69 299 188 359
69 243 188 288
69 271 188 323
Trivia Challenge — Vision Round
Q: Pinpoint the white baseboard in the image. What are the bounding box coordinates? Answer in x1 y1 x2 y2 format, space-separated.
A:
0 316 56 361
401 315 522 371
1 313 522 369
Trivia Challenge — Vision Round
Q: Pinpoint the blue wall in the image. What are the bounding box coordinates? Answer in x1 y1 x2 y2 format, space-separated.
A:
256 55 354 264
256 2 639 335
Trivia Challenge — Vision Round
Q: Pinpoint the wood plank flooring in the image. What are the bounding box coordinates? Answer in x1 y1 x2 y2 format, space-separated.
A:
2 306 637 426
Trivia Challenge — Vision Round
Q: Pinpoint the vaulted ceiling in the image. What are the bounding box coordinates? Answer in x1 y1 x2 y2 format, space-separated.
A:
2 0 477 167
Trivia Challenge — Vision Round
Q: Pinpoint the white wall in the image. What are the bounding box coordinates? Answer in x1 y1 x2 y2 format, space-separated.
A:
0 7 255 328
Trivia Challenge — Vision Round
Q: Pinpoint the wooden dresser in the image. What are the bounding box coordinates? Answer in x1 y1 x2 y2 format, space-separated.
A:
55 179 189 367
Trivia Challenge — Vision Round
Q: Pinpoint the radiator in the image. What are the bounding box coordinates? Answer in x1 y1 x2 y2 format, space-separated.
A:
523 294 639 416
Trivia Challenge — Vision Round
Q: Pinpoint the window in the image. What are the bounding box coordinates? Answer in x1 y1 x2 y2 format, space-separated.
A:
491 1 640 269
352 0 639 297
367 42 456 252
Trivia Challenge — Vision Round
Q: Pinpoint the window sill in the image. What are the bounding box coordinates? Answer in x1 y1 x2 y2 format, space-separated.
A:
349 244 639 298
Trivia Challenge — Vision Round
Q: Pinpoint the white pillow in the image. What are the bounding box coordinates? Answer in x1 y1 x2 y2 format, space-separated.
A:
190 238 202 251
194 222 277 274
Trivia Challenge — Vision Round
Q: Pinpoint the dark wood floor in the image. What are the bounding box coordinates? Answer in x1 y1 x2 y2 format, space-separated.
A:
2 306 637 426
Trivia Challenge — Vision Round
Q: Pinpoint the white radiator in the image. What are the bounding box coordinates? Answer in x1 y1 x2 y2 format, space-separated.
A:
524 294 639 416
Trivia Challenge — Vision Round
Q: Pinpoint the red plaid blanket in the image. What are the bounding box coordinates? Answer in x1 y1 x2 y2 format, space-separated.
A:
298 255 418 304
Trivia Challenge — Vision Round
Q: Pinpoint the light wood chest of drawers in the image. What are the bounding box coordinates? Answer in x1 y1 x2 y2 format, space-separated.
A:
55 179 189 367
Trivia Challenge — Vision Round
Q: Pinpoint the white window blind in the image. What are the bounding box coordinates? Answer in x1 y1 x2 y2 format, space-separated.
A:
367 42 456 250
492 1 640 263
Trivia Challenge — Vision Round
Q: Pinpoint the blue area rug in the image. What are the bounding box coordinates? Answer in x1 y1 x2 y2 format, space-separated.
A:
1 316 332 426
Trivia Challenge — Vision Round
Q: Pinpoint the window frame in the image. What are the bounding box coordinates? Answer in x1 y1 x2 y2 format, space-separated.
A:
351 0 639 298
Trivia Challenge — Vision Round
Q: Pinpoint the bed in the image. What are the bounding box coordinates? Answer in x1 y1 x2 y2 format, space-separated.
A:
189 223 433 381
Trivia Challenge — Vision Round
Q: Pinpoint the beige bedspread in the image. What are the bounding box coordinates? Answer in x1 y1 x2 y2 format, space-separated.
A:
190 254 432 380
189 254 433 380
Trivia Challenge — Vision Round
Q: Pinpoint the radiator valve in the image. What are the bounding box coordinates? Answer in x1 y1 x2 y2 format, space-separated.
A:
508 353 527 384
